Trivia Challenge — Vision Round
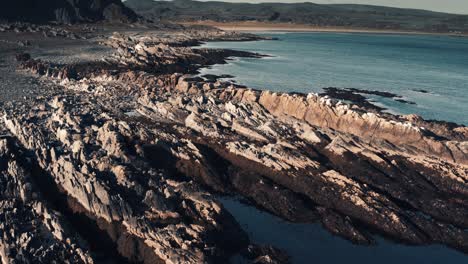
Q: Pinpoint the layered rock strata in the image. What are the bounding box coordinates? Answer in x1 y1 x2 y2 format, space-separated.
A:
1 28 467 263
0 135 94 263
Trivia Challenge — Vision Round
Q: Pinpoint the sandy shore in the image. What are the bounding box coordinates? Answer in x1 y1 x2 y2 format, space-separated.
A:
182 21 468 37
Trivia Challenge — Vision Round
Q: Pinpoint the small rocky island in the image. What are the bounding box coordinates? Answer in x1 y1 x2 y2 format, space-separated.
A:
0 1 467 263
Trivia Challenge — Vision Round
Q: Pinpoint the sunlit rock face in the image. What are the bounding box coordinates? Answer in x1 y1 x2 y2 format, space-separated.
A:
0 0 137 24
7 29 467 258
1 21 467 262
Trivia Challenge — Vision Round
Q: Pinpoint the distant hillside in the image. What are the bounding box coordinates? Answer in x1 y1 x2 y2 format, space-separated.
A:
126 0 468 33
0 0 137 24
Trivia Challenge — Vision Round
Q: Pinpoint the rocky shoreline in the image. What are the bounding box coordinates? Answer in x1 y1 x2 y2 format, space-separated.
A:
0 23 467 263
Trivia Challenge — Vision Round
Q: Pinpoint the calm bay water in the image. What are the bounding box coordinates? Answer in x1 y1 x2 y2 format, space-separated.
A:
221 198 467 264
199 32 468 125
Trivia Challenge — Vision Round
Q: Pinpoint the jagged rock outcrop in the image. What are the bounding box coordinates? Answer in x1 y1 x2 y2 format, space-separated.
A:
0 135 94 263
1 27 467 262
1 95 248 263
100 32 266 73
0 0 137 24
257 91 468 164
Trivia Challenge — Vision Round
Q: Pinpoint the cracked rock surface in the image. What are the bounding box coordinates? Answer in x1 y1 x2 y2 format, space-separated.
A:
0 23 467 263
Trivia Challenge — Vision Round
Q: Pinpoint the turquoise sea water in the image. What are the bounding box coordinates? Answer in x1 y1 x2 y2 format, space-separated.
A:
200 33 468 263
199 32 468 125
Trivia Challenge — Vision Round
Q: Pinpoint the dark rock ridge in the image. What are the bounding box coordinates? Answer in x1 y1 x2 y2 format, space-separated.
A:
0 0 137 24
1 26 467 262
321 87 417 112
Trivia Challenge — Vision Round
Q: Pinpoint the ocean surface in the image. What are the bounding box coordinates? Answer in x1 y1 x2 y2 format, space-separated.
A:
199 32 468 125
221 197 468 264
200 33 468 263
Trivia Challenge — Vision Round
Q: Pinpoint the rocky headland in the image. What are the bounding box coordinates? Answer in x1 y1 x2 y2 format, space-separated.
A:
0 0 138 24
0 22 467 263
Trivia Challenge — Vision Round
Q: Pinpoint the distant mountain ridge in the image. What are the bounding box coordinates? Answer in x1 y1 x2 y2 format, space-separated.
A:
0 0 137 24
126 0 468 33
